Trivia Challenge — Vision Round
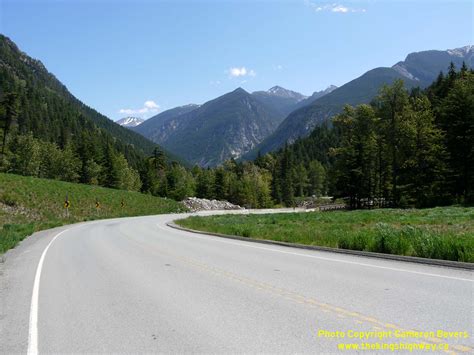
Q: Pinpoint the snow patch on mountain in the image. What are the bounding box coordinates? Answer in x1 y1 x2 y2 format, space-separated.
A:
267 86 308 101
116 117 145 127
447 45 473 57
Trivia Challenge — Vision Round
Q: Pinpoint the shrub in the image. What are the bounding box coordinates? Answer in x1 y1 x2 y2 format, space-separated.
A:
338 233 372 251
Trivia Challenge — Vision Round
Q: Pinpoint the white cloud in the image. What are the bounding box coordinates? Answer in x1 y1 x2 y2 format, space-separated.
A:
118 100 160 117
228 66 256 78
144 100 159 109
229 67 247 77
331 4 349 12
273 64 284 71
305 1 366 14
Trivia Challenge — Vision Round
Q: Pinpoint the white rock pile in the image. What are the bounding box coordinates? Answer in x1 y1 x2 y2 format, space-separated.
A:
182 197 244 212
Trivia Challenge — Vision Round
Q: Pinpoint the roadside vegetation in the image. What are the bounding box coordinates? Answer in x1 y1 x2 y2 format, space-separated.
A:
176 207 474 262
0 173 186 254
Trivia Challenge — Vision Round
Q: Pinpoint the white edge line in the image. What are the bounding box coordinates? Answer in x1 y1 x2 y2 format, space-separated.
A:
158 223 473 283
27 228 70 355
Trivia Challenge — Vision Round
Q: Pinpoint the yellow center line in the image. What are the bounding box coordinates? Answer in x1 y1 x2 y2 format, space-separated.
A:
150 245 472 353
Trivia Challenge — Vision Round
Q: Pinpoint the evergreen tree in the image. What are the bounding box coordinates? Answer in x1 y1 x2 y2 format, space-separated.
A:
294 163 308 197
332 105 378 208
405 96 448 206
214 168 226 200
438 71 474 202
307 160 326 197
280 145 295 206
101 143 121 188
0 92 19 167
166 164 195 200
195 168 215 199
374 80 411 206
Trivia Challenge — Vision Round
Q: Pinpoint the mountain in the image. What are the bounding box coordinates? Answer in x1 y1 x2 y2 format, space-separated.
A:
252 86 307 117
393 45 473 87
0 34 182 170
117 116 145 127
135 88 283 166
245 45 474 158
132 104 199 144
292 85 338 110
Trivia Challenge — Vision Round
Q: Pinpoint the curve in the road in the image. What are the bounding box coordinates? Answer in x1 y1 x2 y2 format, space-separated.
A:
1 211 470 353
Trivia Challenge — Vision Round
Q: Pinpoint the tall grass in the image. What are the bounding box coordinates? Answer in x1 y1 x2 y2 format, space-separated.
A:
176 208 474 262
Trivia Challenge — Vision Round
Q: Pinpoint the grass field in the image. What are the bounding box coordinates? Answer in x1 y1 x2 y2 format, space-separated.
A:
0 173 186 254
176 207 474 262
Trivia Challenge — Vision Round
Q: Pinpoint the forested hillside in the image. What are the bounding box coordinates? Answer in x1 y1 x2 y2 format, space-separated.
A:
0 35 159 156
0 35 183 192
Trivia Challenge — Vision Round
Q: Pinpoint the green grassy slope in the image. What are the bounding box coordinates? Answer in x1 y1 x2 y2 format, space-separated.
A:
0 173 186 253
176 207 474 262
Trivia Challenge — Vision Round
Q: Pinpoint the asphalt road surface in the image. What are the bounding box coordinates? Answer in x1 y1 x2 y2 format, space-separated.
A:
1 210 473 354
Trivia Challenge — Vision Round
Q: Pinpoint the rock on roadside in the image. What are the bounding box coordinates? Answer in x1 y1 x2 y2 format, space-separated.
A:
182 197 244 212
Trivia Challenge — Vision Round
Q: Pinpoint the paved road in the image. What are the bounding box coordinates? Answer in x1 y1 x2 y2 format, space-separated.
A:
1 211 473 354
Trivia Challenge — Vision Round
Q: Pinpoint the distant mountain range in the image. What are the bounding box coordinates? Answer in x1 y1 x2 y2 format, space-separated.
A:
117 117 145 127
132 85 337 166
134 88 298 166
244 45 474 159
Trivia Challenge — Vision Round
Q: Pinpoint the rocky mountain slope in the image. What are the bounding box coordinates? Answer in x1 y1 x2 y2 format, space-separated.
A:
134 88 284 166
252 86 307 117
292 85 338 110
132 104 199 144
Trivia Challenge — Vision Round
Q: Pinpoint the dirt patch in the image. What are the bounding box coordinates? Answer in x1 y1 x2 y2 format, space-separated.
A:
0 202 41 221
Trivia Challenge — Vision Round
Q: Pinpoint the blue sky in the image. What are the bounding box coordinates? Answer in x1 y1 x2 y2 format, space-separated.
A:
1 0 472 120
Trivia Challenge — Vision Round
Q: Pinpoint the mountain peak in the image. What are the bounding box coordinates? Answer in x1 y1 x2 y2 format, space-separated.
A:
116 116 145 128
265 86 307 101
268 86 286 94
233 87 248 94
